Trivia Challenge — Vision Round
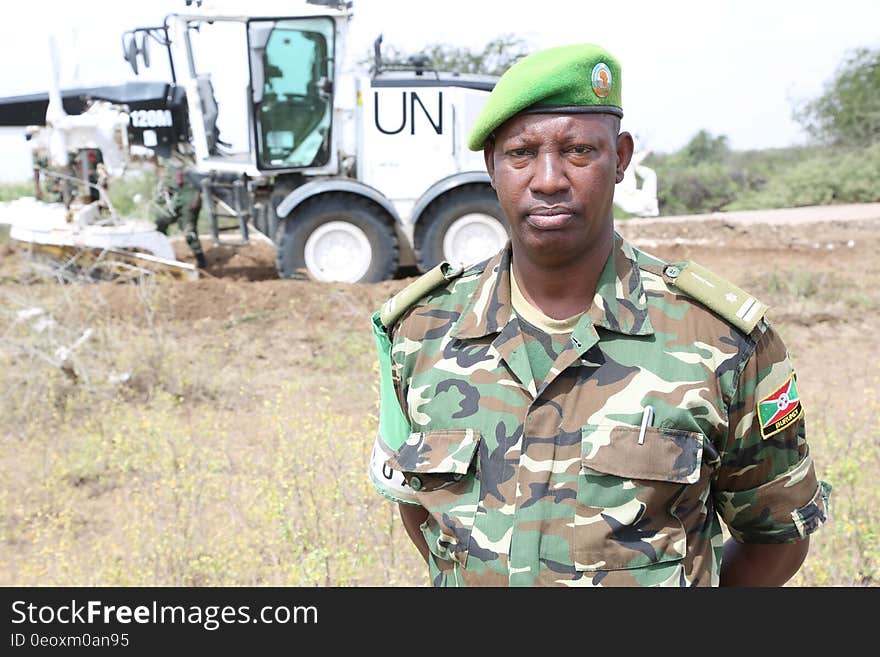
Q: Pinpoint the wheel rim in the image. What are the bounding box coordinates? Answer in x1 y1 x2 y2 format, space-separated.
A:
303 221 373 282
441 213 507 267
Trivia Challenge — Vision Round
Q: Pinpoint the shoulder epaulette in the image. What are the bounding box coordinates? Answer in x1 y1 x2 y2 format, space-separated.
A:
379 261 464 329
663 260 769 335
633 247 668 273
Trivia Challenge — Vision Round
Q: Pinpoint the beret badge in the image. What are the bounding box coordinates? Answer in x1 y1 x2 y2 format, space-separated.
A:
591 62 612 98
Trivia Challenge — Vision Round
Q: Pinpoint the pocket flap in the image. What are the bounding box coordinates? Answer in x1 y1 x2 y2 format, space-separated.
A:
387 429 481 474
581 425 703 484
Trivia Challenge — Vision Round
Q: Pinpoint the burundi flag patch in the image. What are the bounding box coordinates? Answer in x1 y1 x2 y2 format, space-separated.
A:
757 373 803 439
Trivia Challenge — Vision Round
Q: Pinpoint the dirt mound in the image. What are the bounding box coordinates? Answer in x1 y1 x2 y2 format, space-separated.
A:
5 203 878 328
172 237 279 282
148 207 880 333
92 263 409 325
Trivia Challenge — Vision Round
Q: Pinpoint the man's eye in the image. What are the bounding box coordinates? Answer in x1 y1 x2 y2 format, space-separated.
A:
569 145 593 154
508 148 532 157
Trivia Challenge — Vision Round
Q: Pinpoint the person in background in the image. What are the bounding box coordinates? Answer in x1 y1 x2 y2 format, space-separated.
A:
152 152 207 269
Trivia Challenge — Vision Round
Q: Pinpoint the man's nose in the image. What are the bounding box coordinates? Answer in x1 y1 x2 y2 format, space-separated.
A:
530 152 569 196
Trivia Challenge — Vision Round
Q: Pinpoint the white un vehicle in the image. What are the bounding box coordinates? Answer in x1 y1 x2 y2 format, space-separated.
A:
1 0 659 282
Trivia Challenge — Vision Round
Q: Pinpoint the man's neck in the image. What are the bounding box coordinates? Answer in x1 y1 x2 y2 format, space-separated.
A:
511 228 614 320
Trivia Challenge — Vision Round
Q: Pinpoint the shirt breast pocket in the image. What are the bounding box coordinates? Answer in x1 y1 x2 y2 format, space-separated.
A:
574 424 703 572
386 428 482 567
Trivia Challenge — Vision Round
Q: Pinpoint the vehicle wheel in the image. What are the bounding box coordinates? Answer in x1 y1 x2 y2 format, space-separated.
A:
276 193 398 283
416 186 508 272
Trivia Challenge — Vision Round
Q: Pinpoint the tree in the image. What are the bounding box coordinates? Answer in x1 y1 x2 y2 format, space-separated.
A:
794 47 880 147
367 34 531 76
681 130 730 164
646 130 750 214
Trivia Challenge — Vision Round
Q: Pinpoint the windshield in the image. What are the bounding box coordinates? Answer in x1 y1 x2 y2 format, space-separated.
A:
251 18 335 169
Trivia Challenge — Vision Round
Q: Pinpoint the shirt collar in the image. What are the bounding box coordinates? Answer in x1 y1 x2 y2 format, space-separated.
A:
451 233 654 339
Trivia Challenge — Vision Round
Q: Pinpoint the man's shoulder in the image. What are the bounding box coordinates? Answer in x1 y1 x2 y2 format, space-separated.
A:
377 259 488 333
632 245 769 338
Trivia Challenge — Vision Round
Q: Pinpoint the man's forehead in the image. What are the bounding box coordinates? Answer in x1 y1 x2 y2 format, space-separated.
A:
494 113 618 142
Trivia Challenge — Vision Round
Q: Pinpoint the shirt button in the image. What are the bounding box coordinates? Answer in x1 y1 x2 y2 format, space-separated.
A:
409 476 423 491
664 265 681 278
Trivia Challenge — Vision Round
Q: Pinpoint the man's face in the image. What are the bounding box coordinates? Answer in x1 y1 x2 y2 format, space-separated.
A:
484 112 633 266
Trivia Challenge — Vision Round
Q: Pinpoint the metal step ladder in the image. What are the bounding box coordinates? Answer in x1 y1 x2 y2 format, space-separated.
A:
200 174 251 246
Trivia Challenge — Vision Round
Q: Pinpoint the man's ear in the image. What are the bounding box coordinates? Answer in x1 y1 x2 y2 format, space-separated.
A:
615 131 635 184
483 142 497 189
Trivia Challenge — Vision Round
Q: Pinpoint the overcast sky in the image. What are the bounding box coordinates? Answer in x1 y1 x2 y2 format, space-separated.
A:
1 0 878 180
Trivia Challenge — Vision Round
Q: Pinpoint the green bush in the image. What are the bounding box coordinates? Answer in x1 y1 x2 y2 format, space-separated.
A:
646 131 765 215
725 143 880 210
646 138 880 215
653 160 744 214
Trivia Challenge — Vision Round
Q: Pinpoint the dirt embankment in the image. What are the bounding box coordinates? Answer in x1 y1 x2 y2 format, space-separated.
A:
162 202 880 323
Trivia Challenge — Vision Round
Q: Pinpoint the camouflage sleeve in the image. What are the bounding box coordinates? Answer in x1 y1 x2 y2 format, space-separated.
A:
713 321 831 543
368 312 420 506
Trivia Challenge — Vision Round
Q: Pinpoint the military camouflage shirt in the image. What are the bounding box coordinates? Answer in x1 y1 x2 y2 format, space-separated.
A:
370 233 830 586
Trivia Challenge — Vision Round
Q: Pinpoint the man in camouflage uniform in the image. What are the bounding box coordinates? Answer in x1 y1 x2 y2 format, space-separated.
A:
152 154 207 268
369 44 830 586
30 144 67 204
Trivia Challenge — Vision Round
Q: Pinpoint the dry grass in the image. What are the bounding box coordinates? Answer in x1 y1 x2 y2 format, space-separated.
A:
0 257 426 586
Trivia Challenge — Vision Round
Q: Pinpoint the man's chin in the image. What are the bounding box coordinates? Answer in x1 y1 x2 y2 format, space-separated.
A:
516 232 584 262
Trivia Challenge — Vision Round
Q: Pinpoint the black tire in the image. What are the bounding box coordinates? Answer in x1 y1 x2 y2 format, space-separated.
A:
415 185 508 272
276 193 399 283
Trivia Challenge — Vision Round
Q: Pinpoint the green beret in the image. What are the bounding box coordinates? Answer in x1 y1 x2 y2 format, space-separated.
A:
466 43 623 151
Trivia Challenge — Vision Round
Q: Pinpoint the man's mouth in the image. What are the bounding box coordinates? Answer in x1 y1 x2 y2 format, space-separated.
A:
526 206 574 230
